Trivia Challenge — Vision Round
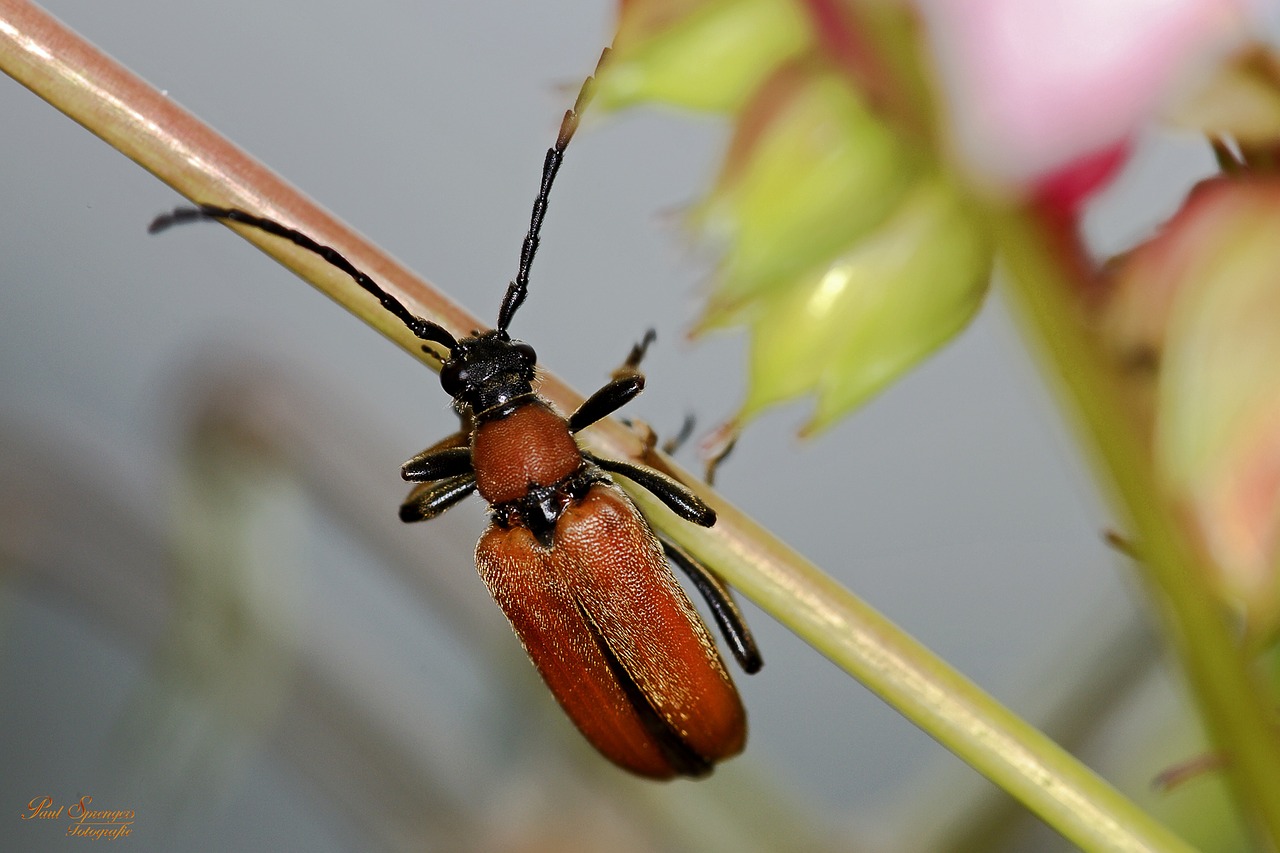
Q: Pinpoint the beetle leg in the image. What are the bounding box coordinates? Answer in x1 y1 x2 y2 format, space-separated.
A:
568 329 657 433
659 536 762 674
569 375 645 433
400 474 477 522
703 432 738 487
612 327 656 379
585 453 715 527
399 427 472 480
660 412 697 456
401 446 474 482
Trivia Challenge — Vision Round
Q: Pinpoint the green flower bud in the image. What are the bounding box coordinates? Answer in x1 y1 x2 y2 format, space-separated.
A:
733 178 990 434
598 0 810 112
694 66 918 318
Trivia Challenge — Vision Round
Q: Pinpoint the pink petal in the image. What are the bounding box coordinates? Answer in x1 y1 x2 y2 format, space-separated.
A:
917 0 1265 190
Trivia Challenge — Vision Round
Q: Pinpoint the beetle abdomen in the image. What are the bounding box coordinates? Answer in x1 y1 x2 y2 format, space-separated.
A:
475 481 746 778
472 401 581 504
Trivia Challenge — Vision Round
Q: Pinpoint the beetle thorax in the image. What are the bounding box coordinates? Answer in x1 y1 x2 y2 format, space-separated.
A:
470 400 583 505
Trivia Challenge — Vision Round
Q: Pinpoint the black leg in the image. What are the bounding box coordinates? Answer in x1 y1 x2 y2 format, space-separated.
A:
661 413 697 456
400 474 477 522
703 432 737 487
660 537 762 674
401 446 474 482
612 328 655 380
700 422 740 488
568 328 656 433
586 453 715 528
569 375 645 433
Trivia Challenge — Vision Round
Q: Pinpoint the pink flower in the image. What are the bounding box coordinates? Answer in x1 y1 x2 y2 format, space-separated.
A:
1102 177 1280 631
915 0 1269 197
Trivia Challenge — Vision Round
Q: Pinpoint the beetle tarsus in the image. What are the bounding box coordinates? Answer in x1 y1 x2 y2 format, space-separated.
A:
615 328 656 378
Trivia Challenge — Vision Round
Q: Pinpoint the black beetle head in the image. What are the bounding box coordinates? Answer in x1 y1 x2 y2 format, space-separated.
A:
439 329 537 417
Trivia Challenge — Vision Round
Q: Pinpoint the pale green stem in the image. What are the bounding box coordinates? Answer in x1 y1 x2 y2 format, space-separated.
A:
0 1 1193 848
994 212 1280 846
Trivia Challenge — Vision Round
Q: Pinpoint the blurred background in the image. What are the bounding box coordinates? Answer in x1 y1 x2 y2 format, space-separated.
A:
0 1 1241 850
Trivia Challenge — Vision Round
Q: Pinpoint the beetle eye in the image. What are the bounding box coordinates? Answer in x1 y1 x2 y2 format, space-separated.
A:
440 360 466 397
512 341 537 365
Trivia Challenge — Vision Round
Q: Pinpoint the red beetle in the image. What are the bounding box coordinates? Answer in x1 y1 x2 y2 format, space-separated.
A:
150 50 760 778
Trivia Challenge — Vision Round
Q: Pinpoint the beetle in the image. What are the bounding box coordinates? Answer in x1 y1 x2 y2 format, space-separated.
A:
149 50 760 779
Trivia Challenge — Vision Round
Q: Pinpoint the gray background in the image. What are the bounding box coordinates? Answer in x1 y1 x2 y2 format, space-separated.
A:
0 1 1233 850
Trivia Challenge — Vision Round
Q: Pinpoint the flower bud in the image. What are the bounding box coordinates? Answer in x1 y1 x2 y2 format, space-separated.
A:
1105 177 1280 631
731 178 990 434
693 64 918 320
598 0 810 112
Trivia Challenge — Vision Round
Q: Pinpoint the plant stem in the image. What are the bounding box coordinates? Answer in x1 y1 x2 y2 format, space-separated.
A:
0 2 1192 848
634 482 1195 852
994 210 1280 845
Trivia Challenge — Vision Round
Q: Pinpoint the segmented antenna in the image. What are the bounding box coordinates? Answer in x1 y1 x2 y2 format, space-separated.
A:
149 205 458 349
495 47 610 333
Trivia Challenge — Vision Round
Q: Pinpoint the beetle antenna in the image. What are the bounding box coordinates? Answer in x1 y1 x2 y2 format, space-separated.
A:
496 47 610 334
149 204 459 349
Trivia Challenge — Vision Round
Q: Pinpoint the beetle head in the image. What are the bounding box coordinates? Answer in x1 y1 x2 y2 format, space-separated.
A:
439 329 537 416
